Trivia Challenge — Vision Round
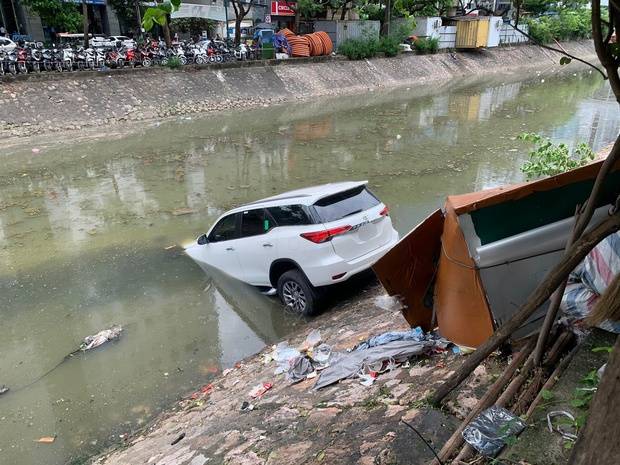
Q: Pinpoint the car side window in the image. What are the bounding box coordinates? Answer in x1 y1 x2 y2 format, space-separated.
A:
240 209 271 238
209 214 238 242
267 205 312 226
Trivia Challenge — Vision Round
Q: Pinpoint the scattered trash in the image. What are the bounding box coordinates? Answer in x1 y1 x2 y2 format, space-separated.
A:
373 295 402 312
462 406 526 457
164 244 178 250
0 385 8 395
79 325 123 352
312 344 332 366
222 368 233 376
240 401 255 411
171 207 196 216
597 363 607 380
301 329 322 351
272 342 301 375
190 383 214 400
354 326 427 351
35 436 56 444
314 337 448 390
359 373 376 387
31 148 40 154
547 411 578 441
249 382 273 399
287 356 314 384
170 432 185 446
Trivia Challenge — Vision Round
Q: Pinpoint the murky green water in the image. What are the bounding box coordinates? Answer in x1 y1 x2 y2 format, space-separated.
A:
0 71 618 465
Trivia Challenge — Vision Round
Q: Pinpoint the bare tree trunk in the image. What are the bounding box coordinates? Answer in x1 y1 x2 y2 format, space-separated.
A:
82 0 89 48
568 336 620 465
163 20 172 47
340 3 348 21
235 17 242 45
135 0 142 37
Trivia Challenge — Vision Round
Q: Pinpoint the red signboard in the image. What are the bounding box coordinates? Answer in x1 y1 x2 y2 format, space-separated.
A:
271 1 296 16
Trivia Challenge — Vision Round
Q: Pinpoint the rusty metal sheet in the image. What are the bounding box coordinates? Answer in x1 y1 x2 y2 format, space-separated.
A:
373 209 444 330
434 202 495 348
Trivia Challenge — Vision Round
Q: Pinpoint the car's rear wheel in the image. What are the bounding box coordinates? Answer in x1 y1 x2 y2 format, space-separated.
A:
277 269 317 316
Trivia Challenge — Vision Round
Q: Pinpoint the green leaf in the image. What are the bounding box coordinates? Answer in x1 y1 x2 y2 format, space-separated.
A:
541 389 554 401
570 397 589 408
564 440 574 450
159 2 173 14
170 0 181 10
142 17 154 31
153 14 167 26
559 56 572 65
592 346 613 353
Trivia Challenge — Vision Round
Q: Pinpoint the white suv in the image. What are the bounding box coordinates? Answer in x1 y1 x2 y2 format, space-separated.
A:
185 181 399 315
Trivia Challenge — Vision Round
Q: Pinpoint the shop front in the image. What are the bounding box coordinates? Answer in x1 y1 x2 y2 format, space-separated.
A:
268 1 295 31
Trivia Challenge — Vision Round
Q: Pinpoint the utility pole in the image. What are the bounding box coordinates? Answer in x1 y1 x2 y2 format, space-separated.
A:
224 0 230 40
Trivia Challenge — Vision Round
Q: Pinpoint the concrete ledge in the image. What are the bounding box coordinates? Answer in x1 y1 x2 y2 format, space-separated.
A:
0 40 597 138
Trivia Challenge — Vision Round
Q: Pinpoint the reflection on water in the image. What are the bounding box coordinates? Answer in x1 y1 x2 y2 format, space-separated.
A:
0 71 618 465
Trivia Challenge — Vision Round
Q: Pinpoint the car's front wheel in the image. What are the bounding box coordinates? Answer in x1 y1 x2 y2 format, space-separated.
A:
277 269 318 316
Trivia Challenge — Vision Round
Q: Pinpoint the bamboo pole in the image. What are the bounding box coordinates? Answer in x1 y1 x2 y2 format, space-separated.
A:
430 337 536 465
525 346 578 419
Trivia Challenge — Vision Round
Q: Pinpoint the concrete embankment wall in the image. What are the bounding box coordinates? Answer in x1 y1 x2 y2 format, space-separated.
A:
0 41 596 138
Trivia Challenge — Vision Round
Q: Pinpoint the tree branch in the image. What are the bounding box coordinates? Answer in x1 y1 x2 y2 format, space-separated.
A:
506 23 607 79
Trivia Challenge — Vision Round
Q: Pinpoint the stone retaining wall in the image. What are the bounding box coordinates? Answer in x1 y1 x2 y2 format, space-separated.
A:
0 41 596 138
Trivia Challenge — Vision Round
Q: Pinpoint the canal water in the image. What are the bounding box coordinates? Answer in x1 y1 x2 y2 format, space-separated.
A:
1 71 618 465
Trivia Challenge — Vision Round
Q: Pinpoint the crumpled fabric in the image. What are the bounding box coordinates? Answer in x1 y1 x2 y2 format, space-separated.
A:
287 355 314 383
355 327 425 351
314 339 440 390
561 231 620 333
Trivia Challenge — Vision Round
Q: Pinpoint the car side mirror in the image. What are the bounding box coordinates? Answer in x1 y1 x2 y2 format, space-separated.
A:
197 233 209 245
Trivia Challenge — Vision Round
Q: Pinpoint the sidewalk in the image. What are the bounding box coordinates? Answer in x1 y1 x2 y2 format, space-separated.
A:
91 286 502 465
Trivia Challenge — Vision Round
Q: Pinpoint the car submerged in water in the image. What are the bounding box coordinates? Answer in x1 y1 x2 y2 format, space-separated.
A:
185 181 399 315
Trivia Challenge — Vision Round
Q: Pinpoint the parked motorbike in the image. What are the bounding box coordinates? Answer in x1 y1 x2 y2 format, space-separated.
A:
61 47 74 71
4 49 18 75
17 47 28 73
105 47 126 68
30 46 43 72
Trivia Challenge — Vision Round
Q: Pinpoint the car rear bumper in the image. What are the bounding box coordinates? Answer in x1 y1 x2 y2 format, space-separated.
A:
304 229 399 287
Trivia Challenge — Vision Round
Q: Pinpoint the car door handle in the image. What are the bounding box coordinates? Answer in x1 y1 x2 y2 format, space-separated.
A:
262 243 273 247
226 247 235 251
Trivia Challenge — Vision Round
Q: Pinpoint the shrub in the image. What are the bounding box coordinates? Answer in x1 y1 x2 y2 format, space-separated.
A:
379 35 401 57
166 56 182 69
526 8 592 44
338 37 379 60
413 37 439 54
518 132 595 180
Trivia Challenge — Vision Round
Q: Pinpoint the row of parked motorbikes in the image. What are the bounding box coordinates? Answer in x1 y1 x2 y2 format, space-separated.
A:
0 40 258 76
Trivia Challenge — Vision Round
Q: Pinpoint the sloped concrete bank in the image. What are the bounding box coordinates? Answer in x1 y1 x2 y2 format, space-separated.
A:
0 41 595 139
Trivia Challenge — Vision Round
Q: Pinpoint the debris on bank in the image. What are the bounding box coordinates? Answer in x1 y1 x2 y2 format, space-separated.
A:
92 288 501 465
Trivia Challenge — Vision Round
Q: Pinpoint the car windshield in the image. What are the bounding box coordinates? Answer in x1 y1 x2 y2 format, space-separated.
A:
313 186 380 223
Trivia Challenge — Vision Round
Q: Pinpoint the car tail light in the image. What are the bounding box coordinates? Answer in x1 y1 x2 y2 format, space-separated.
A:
379 206 390 217
300 225 352 243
